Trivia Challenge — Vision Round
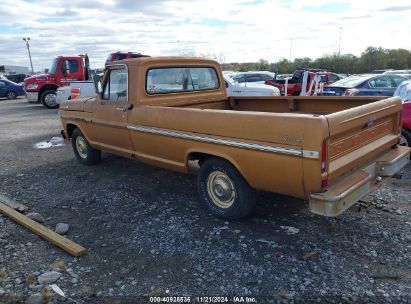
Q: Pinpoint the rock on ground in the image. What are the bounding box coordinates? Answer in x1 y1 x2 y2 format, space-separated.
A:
55 223 69 235
37 271 62 284
26 212 44 223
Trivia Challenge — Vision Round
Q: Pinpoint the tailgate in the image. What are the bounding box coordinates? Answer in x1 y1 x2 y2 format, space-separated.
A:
325 97 402 183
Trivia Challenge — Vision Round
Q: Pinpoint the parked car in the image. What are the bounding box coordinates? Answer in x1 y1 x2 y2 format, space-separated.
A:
0 79 24 99
394 80 411 147
401 103 411 147
4 73 30 84
265 68 342 96
105 51 149 66
59 56 410 220
232 71 275 84
224 75 280 97
383 70 411 80
321 74 407 96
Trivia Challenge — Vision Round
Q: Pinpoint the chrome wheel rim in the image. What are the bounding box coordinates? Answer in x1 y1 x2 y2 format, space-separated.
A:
207 170 235 208
400 135 409 147
75 136 88 159
7 92 15 99
44 93 57 107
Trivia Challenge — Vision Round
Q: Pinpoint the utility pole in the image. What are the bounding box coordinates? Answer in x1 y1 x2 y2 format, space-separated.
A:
338 27 342 57
289 38 293 62
22 37 34 74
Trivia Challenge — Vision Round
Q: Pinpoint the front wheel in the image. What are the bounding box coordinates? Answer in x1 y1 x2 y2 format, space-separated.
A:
6 91 17 100
41 90 58 109
71 128 101 165
198 158 256 220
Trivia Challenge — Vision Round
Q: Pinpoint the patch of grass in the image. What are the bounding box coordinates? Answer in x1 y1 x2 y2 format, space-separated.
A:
41 287 55 302
24 274 37 284
50 260 66 270
0 268 7 279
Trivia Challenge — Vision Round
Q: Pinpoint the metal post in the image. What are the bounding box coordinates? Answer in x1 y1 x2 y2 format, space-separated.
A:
338 27 342 57
23 37 34 74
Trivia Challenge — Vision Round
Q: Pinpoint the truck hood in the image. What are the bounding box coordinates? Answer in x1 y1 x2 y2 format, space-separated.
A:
24 74 49 84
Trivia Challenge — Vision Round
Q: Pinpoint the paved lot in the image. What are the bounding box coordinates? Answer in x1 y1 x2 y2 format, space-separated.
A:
0 98 410 303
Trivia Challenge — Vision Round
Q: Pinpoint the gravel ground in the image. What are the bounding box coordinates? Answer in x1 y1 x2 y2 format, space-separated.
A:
0 98 410 304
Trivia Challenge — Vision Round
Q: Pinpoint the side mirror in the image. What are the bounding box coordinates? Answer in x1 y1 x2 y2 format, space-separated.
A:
92 74 103 95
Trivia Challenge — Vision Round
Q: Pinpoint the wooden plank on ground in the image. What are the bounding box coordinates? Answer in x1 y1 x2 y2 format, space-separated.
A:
0 201 86 257
0 194 28 212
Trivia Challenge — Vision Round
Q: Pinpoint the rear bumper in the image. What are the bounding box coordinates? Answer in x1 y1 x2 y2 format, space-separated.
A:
309 145 410 216
25 91 38 102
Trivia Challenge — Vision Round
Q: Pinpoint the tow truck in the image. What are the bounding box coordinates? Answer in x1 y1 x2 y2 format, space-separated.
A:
24 54 90 108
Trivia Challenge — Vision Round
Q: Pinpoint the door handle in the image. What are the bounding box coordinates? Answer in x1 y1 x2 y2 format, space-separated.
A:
115 104 134 112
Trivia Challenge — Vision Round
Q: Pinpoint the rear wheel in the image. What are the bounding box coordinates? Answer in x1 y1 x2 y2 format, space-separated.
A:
400 129 411 147
198 158 256 219
71 128 101 165
41 90 58 109
6 91 17 99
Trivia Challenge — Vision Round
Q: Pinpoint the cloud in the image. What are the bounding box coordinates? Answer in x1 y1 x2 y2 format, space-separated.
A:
0 0 410 71
379 5 411 12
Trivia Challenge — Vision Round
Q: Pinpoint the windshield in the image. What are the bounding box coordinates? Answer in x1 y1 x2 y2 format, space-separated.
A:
331 76 369 87
49 58 58 74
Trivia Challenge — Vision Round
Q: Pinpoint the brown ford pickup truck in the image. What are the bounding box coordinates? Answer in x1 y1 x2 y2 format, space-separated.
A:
59 57 410 219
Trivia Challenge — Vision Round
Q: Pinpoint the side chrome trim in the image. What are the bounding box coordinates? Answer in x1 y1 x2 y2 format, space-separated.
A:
127 125 319 159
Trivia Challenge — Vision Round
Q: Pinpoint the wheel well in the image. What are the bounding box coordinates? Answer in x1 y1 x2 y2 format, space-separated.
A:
66 124 78 138
187 152 213 166
38 85 58 99
187 152 239 170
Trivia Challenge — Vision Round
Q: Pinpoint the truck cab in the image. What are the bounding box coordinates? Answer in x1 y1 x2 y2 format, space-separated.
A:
24 54 89 108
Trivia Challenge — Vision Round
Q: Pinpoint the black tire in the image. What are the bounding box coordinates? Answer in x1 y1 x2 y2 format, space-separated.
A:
6 91 17 100
41 89 58 109
198 157 256 220
71 128 101 165
400 129 411 147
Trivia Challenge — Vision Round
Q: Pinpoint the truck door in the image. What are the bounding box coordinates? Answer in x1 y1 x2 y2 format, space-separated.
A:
60 59 83 86
92 65 133 156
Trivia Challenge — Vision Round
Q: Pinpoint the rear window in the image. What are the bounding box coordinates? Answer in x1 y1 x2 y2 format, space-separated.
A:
146 67 219 94
114 54 127 61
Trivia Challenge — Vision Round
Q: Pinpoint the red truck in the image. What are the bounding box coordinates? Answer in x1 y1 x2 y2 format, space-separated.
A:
265 68 342 96
24 54 90 109
105 51 149 66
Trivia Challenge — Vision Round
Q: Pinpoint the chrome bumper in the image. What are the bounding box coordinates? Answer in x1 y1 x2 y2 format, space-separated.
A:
25 91 39 103
309 146 410 217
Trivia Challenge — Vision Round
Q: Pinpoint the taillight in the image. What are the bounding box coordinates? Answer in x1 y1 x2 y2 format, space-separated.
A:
343 88 359 96
321 140 328 188
71 87 81 100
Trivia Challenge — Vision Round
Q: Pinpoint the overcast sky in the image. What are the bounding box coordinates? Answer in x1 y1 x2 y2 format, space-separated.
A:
0 0 410 71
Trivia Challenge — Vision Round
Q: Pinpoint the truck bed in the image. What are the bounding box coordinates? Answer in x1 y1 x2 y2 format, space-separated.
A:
132 95 402 199
176 95 383 115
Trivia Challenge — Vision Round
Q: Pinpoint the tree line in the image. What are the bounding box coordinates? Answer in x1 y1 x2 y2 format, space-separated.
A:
221 47 411 74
